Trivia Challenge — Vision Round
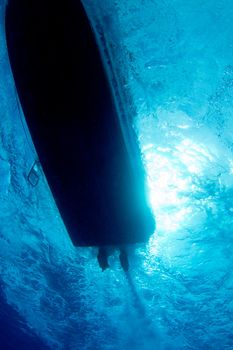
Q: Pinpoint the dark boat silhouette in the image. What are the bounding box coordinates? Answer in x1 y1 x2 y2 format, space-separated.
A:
5 0 155 248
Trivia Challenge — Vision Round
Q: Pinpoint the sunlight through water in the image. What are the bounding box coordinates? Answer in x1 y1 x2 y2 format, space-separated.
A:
1 0 233 349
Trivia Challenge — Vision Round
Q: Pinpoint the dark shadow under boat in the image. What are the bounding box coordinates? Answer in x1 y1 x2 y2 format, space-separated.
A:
5 0 155 247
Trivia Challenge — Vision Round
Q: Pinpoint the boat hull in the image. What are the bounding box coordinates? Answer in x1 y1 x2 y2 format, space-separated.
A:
5 0 155 246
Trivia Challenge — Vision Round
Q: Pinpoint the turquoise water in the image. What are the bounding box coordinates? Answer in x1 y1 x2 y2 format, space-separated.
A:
1 0 233 349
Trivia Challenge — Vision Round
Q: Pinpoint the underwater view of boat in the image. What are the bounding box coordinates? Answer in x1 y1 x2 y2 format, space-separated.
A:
5 0 155 250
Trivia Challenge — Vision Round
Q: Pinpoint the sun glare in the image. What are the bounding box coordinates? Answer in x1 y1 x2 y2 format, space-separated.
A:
143 137 212 233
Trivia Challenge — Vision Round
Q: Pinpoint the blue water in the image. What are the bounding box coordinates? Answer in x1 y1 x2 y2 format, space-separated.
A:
1 0 233 349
